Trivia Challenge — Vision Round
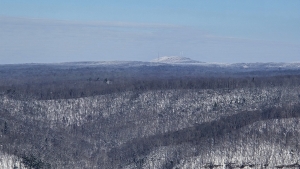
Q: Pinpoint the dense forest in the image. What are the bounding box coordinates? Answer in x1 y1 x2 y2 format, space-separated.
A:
1 63 300 100
1 62 300 168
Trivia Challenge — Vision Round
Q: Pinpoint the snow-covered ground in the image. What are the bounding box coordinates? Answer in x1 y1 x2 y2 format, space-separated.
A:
0 152 23 169
151 56 202 64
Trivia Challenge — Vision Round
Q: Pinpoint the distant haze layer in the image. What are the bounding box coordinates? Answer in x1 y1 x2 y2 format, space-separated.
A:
0 17 299 64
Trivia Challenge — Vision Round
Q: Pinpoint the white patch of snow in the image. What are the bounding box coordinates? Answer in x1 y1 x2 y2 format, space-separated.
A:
151 56 202 64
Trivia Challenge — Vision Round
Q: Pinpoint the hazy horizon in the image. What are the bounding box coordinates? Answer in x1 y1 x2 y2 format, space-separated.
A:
1 1 299 64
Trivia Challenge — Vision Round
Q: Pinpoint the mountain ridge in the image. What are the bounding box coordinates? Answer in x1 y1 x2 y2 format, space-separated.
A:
2 56 300 68
151 56 202 64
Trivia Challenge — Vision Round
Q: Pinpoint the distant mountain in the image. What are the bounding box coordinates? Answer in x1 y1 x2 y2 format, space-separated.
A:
4 57 300 71
151 56 202 64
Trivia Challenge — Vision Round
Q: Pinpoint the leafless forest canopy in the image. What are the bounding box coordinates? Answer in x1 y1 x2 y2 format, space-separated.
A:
1 63 300 168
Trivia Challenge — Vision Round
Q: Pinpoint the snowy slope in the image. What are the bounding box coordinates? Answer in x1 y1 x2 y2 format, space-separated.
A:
151 56 202 64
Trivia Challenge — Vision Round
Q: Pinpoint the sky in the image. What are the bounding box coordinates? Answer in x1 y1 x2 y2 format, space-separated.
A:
0 1 299 64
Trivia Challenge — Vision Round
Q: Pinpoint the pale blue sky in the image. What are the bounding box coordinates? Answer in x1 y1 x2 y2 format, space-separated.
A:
0 1 299 63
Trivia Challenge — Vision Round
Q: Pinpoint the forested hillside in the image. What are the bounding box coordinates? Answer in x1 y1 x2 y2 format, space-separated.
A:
1 62 300 168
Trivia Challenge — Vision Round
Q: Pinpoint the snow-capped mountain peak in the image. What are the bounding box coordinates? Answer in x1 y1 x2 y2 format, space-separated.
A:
151 56 201 64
